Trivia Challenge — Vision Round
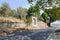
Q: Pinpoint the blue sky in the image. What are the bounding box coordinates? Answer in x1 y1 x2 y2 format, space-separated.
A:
0 0 30 9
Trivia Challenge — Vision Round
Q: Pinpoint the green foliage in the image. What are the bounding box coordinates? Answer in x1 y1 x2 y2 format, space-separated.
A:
0 2 11 16
45 8 60 20
17 7 27 19
9 9 17 17
27 0 33 3
27 6 35 16
27 6 40 17
0 2 28 20
26 6 40 25
28 0 60 23
41 12 49 22
27 0 36 3
28 0 60 9
25 17 32 25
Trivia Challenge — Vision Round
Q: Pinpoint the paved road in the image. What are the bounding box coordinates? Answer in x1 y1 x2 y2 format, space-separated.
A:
0 29 55 40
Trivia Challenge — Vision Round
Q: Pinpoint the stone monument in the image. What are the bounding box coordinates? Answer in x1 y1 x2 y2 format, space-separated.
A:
31 16 38 27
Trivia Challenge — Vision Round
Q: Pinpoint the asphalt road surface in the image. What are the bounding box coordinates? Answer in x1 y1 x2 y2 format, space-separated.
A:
0 28 55 40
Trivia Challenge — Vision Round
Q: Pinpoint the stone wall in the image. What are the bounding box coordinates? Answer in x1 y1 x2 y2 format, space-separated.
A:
0 22 26 28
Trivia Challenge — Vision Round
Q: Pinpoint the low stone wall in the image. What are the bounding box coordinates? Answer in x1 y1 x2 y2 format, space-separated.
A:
0 21 48 30
0 22 26 28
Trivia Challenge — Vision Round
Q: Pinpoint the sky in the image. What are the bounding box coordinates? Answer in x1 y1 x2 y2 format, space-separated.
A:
0 0 30 9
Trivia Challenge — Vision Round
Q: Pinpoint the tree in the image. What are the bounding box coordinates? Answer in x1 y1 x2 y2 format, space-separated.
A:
45 8 60 20
45 8 60 26
27 0 60 27
28 0 60 21
17 7 27 19
28 0 60 9
9 9 17 17
0 2 11 16
41 11 49 22
25 6 40 25
27 6 40 18
27 0 36 4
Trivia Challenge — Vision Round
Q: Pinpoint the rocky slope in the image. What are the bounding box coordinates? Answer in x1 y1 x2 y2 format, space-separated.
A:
0 16 48 36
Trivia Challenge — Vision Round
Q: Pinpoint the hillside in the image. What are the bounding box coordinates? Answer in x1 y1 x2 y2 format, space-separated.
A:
0 16 48 36
0 16 48 29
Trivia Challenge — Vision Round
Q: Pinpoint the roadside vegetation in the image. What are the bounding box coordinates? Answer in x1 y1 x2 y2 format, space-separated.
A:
0 0 60 26
28 0 60 26
0 0 60 36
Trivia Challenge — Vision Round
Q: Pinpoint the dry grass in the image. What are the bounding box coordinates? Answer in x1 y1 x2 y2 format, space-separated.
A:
0 16 48 36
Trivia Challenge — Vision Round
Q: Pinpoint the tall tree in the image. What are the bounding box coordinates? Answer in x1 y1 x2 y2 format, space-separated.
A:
41 11 49 22
9 9 17 17
17 7 27 19
28 0 60 9
27 0 60 27
0 2 11 16
45 8 60 20
27 6 40 17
